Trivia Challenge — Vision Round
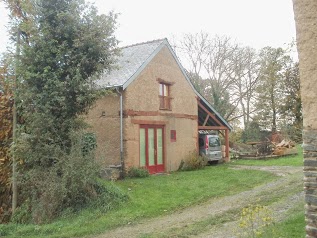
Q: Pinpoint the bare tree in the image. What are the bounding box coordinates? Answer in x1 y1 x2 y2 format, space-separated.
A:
177 32 209 76
231 47 260 129
203 35 238 94
176 33 260 124
175 32 300 137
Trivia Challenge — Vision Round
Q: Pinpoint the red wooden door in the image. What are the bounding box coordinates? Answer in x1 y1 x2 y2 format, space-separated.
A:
140 125 164 174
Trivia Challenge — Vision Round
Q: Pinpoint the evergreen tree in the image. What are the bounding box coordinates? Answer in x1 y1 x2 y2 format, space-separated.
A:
279 62 302 141
255 47 292 132
19 0 118 163
6 0 119 222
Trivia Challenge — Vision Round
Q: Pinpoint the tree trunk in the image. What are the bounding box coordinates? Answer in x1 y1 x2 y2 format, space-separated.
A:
293 0 317 237
12 29 20 214
271 83 277 133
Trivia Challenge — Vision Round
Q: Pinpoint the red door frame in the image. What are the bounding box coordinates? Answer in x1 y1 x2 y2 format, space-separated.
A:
140 125 165 174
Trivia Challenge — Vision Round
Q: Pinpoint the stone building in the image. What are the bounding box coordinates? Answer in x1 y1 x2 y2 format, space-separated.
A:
86 39 231 175
293 0 317 237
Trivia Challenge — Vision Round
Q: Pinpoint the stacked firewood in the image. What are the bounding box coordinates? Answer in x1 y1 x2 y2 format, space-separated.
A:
272 140 296 155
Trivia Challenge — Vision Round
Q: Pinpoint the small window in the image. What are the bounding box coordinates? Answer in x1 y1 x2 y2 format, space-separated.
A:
170 130 176 142
159 83 171 110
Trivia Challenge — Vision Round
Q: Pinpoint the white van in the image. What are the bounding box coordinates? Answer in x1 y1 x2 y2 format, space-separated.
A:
198 132 222 163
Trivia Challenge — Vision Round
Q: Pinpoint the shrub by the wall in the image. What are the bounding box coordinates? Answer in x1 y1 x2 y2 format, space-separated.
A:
126 167 149 178
178 151 207 171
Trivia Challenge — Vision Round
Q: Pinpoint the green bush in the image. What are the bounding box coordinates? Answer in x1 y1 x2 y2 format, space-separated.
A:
82 132 97 155
241 121 262 143
179 151 207 171
14 130 127 224
280 123 303 143
126 167 150 178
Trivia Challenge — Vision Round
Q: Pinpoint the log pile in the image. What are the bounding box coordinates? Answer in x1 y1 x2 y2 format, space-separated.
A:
272 140 297 156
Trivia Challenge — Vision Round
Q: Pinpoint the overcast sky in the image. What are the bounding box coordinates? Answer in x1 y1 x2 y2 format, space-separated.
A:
0 0 296 54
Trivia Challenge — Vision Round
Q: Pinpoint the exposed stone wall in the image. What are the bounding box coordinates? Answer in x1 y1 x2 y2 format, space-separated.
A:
303 129 317 237
124 46 198 172
293 0 317 237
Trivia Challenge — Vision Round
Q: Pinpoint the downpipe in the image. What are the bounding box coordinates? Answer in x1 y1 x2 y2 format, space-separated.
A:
116 87 124 178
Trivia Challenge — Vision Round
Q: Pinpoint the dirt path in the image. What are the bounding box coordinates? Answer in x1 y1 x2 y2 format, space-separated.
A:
93 166 303 238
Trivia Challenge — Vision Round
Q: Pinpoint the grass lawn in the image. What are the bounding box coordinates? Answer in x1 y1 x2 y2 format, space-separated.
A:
0 165 276 238
262 202 305 238
272 211 305 238
231 145 303 167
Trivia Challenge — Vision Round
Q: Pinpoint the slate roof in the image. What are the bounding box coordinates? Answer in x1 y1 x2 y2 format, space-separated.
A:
96 39 165 89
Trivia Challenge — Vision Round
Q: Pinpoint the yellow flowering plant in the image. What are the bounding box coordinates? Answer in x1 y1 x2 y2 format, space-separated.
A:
238 202 275 238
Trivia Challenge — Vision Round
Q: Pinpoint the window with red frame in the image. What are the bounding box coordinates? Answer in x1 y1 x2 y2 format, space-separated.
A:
159 83 171 110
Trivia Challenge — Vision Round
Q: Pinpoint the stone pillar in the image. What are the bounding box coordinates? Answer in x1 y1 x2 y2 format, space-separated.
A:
293 0 317 237
303 129 317 237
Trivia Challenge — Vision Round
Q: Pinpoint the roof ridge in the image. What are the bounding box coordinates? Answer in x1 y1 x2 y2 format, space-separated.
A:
120 38 166 49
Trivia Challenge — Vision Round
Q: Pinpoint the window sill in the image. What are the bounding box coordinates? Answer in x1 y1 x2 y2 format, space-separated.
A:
159 107 172 111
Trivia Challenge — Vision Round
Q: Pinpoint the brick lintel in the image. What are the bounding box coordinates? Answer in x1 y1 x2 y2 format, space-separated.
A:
131 119 168 125
124 109 198 120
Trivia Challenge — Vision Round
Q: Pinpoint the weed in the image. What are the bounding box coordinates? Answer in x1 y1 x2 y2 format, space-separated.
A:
10 200 32 224
238 202 275 238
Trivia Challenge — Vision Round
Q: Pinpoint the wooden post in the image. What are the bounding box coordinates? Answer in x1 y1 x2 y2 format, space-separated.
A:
197 120 199 155
225 129 230 162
